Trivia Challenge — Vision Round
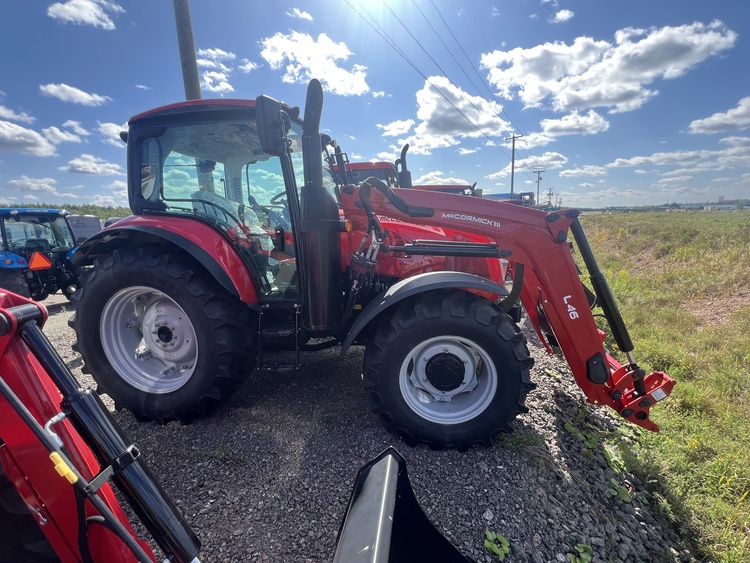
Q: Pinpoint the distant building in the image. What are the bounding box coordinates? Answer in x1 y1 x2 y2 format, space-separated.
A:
704 204 737 211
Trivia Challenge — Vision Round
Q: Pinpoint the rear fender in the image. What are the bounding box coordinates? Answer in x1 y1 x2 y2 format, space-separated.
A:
73 218 259 303
340 271 508 355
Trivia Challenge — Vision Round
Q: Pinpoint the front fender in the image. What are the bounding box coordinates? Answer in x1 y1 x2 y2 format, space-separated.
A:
72 217 258 302
340 271 508 355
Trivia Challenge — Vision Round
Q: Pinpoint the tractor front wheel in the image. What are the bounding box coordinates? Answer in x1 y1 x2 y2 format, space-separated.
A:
363 290 535 450
69 249 257 421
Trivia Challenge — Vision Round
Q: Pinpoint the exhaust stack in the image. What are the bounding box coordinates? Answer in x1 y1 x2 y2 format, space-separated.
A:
300 79 343 331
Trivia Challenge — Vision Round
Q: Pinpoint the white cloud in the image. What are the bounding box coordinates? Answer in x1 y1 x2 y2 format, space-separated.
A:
488 151 568 179
689 97 750 134
459 147 478 155
96 121 127 147
0 121 57 157
540 110 609 136
385 77 511 157
658 175 694 184
40 83 111 106
135 84 151 91
608 150 707 168
7 175 59 194
197 49 237 94
63 120 90 135
0 105 35 124
91 180 128 206
260 32 369 96
552 10 574 23
559 165 608 178
59 154 123 175
377 119 414 137
413 171 470 185
43 126 82 144
287 8 312 21
481 21 737 114
197 48 236 71
602 139 750 181
238 59 260 73
47 0 124 30
201 71 234 95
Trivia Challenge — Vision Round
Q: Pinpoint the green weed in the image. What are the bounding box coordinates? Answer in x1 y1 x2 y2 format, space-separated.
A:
567 543 593 563
484 528 510 561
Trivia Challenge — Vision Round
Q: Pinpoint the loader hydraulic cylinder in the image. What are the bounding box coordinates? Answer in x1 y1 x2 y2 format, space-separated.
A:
14 308 201 563
570 219 634 354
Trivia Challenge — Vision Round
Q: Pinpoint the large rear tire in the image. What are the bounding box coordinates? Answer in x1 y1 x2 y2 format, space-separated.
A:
363 290 535 450
69 248 257 421
0 270 30 298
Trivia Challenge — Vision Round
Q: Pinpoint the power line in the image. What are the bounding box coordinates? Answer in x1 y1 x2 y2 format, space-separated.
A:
345 0 546 188
346 0 513 158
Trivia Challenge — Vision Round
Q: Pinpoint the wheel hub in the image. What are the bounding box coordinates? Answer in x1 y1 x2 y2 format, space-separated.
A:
425 353 465 391
409 342 479 402
400 336 498 425
141 299 197 364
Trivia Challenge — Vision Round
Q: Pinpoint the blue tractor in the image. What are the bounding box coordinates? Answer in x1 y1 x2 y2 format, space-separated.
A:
0 208 80 300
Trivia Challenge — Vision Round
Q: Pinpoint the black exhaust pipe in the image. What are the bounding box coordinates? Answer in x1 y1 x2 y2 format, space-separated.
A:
395 143 413 188
300 79 343 331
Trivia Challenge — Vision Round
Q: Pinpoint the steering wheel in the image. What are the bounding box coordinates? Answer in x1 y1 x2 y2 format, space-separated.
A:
269 191 288 206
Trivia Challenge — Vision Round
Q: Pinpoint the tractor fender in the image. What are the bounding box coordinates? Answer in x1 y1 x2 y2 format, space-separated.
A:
340 271 508 355
73 223 257 302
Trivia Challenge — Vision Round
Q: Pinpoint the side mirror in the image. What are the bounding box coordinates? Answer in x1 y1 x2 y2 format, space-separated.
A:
256 95 291 156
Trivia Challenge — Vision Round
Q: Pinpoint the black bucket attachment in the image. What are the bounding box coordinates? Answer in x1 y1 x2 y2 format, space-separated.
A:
334 447 475 563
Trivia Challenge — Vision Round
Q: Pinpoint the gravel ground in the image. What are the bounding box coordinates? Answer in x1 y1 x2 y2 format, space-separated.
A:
40 295 698 563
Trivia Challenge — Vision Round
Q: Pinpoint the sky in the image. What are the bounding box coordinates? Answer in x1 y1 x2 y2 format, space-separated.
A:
1 0 749 209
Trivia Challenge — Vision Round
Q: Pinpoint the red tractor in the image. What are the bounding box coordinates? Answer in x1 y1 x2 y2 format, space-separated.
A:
70 79 674 451
331 142 481 197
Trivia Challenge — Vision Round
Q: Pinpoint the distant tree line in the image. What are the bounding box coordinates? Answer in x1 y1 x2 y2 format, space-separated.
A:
5 202 131 220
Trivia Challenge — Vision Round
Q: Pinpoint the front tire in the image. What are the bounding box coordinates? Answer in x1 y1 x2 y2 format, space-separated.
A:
363 290 535 450
69 249 257 421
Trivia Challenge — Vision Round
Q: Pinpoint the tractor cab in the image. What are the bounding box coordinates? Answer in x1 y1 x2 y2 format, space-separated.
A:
0 208 79 300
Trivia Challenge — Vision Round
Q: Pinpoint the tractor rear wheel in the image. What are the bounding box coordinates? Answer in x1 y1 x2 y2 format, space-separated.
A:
69 248 257 421
0 270 30 298
363 290 535 451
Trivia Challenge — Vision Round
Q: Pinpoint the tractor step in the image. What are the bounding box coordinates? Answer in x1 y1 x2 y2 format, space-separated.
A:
259 362 297 373
261 326 296 338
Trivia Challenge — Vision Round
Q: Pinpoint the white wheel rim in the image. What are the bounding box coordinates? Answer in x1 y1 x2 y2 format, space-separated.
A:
100 286 198 394
398 335 498 425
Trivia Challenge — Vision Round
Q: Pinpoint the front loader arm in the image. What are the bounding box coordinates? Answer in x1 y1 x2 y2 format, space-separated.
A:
340 183 675 431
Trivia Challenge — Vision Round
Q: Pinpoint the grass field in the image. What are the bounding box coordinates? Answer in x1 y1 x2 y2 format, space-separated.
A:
579 211 750 562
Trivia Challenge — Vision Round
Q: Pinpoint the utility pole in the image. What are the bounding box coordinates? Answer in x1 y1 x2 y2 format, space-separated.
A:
532 169 544 206
505 134 523 195
173 0 201 100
